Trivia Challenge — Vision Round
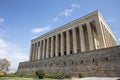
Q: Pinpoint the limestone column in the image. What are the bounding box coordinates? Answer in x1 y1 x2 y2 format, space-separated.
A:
95 17 106 48
79 25 86 52
46 38 49 58
102 23 108 47
61 32 64 56
37 42 40 60
29 44 32 61
39 41 42 60
32 44 35 60
55 35 58 57
40 41 43 59
42 40 45 59
31 44 34 60
51 36 53 57
66 30 70 55
34 43 37 60
35 43 38 60
72 28 77 54
87 22 95 50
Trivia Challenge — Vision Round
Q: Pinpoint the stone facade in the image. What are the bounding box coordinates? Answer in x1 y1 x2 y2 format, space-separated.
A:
17 45 120 77
17 10 119 77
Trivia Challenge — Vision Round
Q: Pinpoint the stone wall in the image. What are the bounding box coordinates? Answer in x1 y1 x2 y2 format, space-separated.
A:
17 45 120 77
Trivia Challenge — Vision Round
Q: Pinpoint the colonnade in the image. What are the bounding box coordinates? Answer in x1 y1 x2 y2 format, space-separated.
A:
100 21 117 47
29 20 116 61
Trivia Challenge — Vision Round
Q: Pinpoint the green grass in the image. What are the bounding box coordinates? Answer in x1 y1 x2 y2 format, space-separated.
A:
0 77 34 80
0 77 62 80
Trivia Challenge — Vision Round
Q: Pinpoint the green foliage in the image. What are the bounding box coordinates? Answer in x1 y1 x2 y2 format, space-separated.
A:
5 73 37 78
5 73 18 77
0 72 6 77
79 73 84 78
36 69 45 79
45 74 65 79
23 74 37 78
65 74 72 79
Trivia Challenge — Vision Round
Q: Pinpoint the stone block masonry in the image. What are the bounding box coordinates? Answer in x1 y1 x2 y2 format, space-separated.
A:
17 45 120 77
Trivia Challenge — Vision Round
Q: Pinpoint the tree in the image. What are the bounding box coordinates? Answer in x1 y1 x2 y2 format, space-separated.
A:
36 69 45 79
0 58 10 73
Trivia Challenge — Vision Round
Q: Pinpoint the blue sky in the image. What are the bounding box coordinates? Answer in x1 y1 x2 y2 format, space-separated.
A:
0 0 120 72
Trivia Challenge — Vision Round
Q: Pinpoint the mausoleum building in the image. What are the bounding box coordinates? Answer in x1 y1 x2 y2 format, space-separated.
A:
17 11 120 77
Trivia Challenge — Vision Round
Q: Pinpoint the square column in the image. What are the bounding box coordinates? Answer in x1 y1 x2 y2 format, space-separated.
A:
29 44 32 61
30 44 34 61
40 40 43 59
79 25 86 52
42 40 45 59
55 35 58 57
61 32 64 56
37 42 41 60
72 28 77 53
87 22 95 50
51 36 54 57
95 18 106 48
34 43 37 60
32 44 35 60
46 38 49 58
37 42 40 60
66 30 70 55
39 41 42 60
35 43 38 60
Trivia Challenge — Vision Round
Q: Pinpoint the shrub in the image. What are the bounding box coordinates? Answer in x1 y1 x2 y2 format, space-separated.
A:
45 74 65 79
36 69 45 79
79 73 84 78
17 74 25 77
54 74 65 79
45 74 55 79
0 72 5 77
65 74 72 79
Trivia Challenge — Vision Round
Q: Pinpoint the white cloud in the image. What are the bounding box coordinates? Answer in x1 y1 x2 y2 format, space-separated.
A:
61 4 80 17
62 8 74 17
31 25 51 34
0 18 4 25
0 38 28 72
72 4 80 8
52 4 80 22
